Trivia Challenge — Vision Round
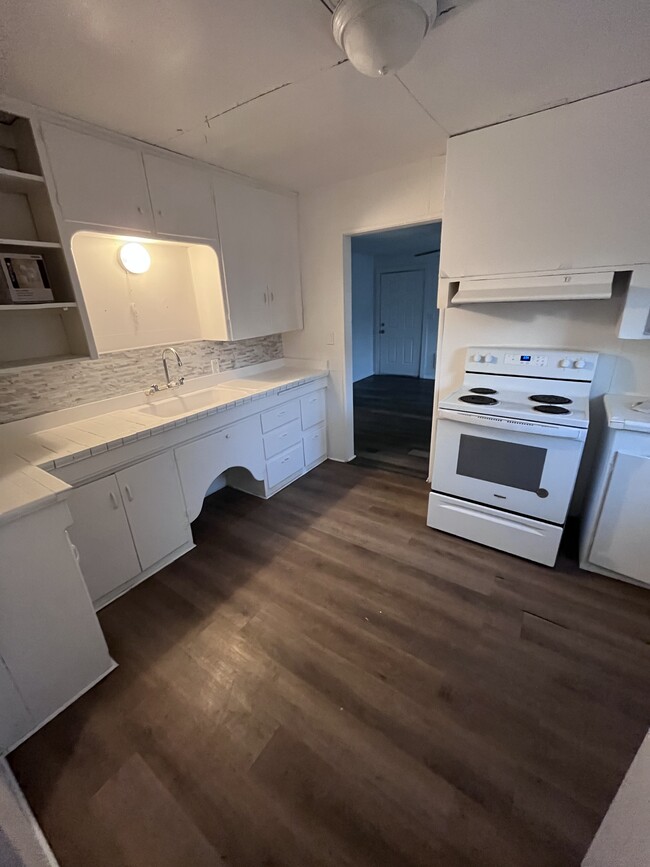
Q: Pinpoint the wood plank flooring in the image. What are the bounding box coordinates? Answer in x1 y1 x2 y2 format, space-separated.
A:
9 460 650 867
353 374 434 477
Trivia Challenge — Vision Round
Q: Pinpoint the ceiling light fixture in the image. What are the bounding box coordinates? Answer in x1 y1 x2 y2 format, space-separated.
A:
118 242 151 274
333 0 437 78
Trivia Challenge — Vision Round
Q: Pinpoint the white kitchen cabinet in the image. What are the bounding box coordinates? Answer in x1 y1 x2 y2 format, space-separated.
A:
588 453 650 586
0 657 32 754
0 501 112 747
40 121 153 233
441 83 650 280
66 474 142 604
175 415 266 522
143 153 218 240
117 451 191 571
213 173 302 339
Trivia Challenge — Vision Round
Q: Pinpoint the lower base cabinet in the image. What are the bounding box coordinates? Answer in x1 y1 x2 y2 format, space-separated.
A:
0 501 113 753
67 450 191 606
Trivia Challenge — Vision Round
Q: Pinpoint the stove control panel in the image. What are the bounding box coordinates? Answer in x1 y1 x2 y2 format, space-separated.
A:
465 347 599 380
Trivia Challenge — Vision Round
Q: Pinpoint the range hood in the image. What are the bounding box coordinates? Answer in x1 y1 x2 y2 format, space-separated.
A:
450 270 617 304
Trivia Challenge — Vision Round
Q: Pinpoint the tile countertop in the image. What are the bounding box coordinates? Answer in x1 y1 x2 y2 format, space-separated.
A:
0 363 328 528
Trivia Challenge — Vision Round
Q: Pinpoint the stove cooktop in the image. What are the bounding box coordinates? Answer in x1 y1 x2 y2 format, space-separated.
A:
440 385 590 428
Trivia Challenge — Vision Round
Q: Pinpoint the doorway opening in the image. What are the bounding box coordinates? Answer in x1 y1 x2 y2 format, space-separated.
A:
350 221 441 478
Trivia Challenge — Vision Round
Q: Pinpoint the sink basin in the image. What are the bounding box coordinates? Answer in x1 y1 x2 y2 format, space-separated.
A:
138 386 254 419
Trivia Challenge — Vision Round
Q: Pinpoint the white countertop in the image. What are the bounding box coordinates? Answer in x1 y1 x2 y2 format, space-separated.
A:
0 362 328 527
604 393 650 433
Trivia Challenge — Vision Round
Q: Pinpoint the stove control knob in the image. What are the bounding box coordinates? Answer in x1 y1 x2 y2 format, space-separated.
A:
559 358 572 368
573 358 586 369
471 353 484 363
484 353 496 363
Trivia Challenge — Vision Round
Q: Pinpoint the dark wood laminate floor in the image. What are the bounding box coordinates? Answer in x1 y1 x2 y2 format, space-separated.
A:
9 461 650 867
353 374 434 477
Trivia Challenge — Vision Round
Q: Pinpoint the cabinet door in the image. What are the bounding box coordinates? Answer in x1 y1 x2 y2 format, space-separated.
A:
590 452 650 585
265 191 303 333
67 475 141 604
41 122 153 232
143 153 218 240
0 656 32 754
0 502 112 728
213 174 270 340
117 451 191 571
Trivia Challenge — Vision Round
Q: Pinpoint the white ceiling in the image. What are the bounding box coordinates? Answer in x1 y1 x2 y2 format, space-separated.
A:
1 0 649 191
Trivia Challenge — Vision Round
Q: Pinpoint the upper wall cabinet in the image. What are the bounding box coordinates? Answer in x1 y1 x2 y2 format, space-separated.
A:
440 82 650 280
143 154 218 241
213 173 303 340
40 122 154 233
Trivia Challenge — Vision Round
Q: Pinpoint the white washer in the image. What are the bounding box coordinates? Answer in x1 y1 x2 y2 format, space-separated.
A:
580 394 650 587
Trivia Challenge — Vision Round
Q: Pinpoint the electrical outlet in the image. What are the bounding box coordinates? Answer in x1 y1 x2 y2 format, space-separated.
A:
326 331 335 346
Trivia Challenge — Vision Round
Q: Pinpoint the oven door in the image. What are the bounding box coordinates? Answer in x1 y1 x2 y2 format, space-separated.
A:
432 409 587 523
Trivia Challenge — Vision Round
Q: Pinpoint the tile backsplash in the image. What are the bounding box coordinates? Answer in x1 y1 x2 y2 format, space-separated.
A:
0 335 283 424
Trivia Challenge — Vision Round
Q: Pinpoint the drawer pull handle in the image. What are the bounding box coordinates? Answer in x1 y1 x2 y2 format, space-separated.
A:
109 491 119 509
280 432 288 438
124 484 134 502
282 456 290 463
309 398 317 403
278 411 287 416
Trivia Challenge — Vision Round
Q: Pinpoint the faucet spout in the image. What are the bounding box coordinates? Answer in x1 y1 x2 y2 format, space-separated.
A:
161 347 183 386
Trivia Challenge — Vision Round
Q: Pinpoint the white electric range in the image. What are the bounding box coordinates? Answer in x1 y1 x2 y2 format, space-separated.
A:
428 346 599 566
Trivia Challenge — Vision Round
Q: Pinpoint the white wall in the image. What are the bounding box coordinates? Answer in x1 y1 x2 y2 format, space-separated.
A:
351 251 376 382
374 251 440 380
284 156 445 461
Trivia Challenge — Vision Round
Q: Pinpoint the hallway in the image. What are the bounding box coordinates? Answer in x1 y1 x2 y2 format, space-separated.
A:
353 375 434 478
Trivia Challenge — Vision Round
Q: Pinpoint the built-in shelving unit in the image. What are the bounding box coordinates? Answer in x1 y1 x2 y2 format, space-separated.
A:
0 109 91 370
0 301 77 311
0 167 46 195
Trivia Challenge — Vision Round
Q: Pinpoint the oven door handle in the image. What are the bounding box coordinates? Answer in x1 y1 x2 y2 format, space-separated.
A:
437 408 587 441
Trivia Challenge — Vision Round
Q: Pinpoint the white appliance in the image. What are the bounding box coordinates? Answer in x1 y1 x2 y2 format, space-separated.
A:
428 346 599 566
580 394 650 588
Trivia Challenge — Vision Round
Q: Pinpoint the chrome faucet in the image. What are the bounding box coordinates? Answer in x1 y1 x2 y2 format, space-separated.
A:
162 346 183 386
145 347 185 395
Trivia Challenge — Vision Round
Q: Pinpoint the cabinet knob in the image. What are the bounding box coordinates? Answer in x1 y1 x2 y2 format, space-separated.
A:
225 433 231 439
137 206 143 214
124 484 134 502
157 209 163 216
109 491 119 509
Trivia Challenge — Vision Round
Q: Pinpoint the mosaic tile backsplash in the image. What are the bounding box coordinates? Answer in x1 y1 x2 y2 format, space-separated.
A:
0 335 283 424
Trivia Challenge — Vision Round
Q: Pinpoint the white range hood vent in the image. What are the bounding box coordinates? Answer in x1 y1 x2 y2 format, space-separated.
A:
450 270 618 304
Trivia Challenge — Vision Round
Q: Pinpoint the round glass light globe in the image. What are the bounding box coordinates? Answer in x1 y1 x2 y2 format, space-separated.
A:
118 242 151 274
339 0 429 77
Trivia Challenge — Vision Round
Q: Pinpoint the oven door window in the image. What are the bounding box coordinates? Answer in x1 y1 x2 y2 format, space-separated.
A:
457 434 547 492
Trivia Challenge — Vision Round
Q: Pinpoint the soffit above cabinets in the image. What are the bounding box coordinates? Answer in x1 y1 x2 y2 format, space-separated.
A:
2 0 650 190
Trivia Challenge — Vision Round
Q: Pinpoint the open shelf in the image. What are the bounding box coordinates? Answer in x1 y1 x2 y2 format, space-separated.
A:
0 353 89 372
0 302 77 312
0 167 45 195
0 238 62 249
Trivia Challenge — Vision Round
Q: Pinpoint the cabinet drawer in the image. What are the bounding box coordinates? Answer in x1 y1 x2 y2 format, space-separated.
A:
263 418 302 459
267 443 304 489
300 390 326 430
303 425 327 466
261 398 300 433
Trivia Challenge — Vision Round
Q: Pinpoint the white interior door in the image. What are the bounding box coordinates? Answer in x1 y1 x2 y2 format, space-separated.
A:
378 270 424 376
